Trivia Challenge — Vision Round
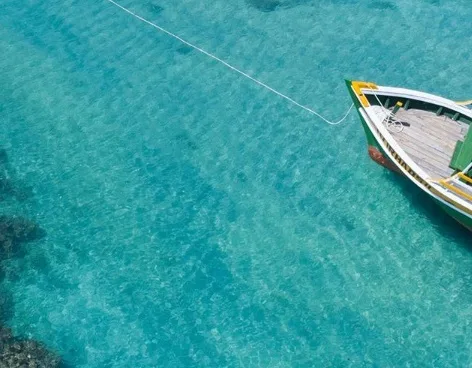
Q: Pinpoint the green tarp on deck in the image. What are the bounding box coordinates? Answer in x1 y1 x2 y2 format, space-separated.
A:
450 126 472 172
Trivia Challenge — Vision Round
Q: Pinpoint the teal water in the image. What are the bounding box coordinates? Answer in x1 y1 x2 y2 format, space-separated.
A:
1 0 472 366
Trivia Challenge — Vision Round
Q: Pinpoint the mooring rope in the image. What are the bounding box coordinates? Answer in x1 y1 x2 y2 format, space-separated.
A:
105 0 354 125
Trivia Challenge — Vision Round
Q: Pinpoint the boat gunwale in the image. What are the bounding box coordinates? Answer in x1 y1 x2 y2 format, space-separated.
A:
363 86 472 122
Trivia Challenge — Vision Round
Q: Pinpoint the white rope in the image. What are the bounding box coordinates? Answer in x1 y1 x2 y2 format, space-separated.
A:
105 0 354 125
366 86 405 132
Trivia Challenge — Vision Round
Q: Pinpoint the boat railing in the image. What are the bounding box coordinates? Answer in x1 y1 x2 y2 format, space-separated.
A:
458 172 472 185
435 169 472 204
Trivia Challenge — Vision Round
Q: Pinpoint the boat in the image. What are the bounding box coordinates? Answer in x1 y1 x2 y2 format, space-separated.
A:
345 80 472 231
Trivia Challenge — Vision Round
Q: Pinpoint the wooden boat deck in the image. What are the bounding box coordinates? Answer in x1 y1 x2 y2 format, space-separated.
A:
388 108 469 179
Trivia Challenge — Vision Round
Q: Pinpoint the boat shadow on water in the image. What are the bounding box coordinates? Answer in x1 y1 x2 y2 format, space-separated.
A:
385 171 471 247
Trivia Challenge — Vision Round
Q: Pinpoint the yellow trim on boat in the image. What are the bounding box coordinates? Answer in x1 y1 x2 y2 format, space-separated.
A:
430 186 472 216
456 99 472 106
429 179 472 216
439 180 472 202
352 81 378 107
458 172 472 184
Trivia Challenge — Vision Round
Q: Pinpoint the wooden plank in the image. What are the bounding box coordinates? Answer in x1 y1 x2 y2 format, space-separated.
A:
394 110 466 141
396 113 465 144
402 119 463 143
407 126 463 150
394 132 453 161
396 138 454 176
398 139 452 170
406 151 453 179
396 109 467 136
384 106 471 178
392 130 455 163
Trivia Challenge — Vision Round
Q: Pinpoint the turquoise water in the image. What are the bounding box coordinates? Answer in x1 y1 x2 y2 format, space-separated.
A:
1 0 472 366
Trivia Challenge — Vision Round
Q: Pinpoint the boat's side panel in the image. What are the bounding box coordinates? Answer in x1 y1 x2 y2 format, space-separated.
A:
435 198 472 231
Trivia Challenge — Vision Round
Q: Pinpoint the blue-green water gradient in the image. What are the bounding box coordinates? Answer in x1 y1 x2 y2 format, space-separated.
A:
1 0 472 366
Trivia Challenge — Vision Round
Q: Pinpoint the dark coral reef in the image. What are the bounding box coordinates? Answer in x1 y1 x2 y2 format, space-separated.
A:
0 217 59 367
0 326 60 368
0 216 46 256
0 149 61 367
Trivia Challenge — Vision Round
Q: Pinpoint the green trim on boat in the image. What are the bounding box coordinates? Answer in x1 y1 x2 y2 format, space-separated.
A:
450 127 472 171
450 141 464 170
344 79 386 154
436 199 472 230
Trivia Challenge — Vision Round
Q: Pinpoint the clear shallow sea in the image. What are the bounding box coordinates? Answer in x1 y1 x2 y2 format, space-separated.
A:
1 0 472 366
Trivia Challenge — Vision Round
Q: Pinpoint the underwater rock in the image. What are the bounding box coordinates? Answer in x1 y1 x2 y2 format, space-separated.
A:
0 149 33 202
370 0 397 10
176 45 193 55
0 216 46 255
0 150 7 164
0 328 61 368
174 132 197 150
247 0 281 12
246 0 314 12
0 326 13 352
148 3 164 14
